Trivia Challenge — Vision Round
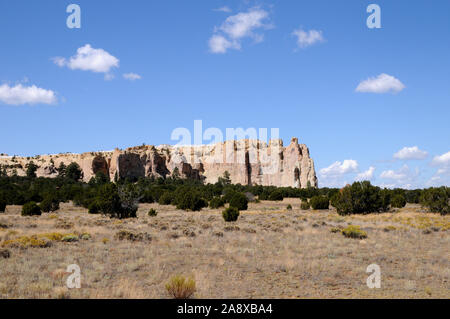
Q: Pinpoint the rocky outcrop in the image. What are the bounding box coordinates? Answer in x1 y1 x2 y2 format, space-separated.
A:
0 138 318 188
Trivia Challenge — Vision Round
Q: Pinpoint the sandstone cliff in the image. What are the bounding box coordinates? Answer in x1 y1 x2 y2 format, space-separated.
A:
0 138 318 188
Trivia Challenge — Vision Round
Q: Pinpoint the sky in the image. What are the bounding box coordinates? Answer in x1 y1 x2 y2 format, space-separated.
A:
0 0 449 189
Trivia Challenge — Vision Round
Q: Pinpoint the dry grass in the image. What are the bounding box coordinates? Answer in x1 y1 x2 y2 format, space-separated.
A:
165 275 196 299
0 201 448 299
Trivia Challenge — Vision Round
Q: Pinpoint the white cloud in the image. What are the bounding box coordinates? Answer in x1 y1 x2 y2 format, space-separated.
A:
292 28 324 48
377 182 397 189
0 83 57 105
431 151 450 166
428 151 450 186
356 166 375 181
428 167 450 186
394 146 428 160
52 57 66 67
53 44 119 74
219 9 269 39
209 8 272 54
320 160 359 177
214 6 231 13
318 160 359 188
379 165 420 189
356 73 405 94
104 73 115 81
209 35 237 54
123 73 142 81
380 169 407 180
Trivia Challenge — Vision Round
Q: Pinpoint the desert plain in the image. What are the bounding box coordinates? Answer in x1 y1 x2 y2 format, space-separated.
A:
0 199 448 299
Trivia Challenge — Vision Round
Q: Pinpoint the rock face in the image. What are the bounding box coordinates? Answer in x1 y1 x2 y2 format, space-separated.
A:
0 138 318 188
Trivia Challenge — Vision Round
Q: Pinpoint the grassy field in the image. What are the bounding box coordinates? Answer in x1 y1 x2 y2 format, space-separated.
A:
0 200 448 299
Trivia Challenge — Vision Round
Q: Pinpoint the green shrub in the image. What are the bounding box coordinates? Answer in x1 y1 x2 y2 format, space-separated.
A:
222 207 239 222
40 196 60 213
391 194 406 208
66 162 83 182
22 202 42 216
379 189 391 212
88 201 99 214
118 205 138 219
158 191 174 205
223 189 237 203
209 196 225 209
39 198 51 213
148 208 158 217
332 181 390 215
258 190 270 200
26 162 38 178
96 183 122 215
96 183 137 219
229 192 248 211
286 204 292 210
80 233 91 240
0 200 6 213
405 189 422 204
268 189 284 201
61 234 79 242
309 195 329 210
114 230 151 242
420 187 449 215
165 275 196 299
301 201 310 210
89 171 109 185
141 191 155 203
175 191 208 211
341 225 367 239
56 162 67 178
117 184 140 218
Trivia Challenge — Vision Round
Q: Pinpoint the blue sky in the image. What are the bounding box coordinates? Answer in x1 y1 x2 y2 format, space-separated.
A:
0 0 449 188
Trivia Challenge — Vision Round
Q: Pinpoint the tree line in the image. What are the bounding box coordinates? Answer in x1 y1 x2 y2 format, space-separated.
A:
0 162 448 218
